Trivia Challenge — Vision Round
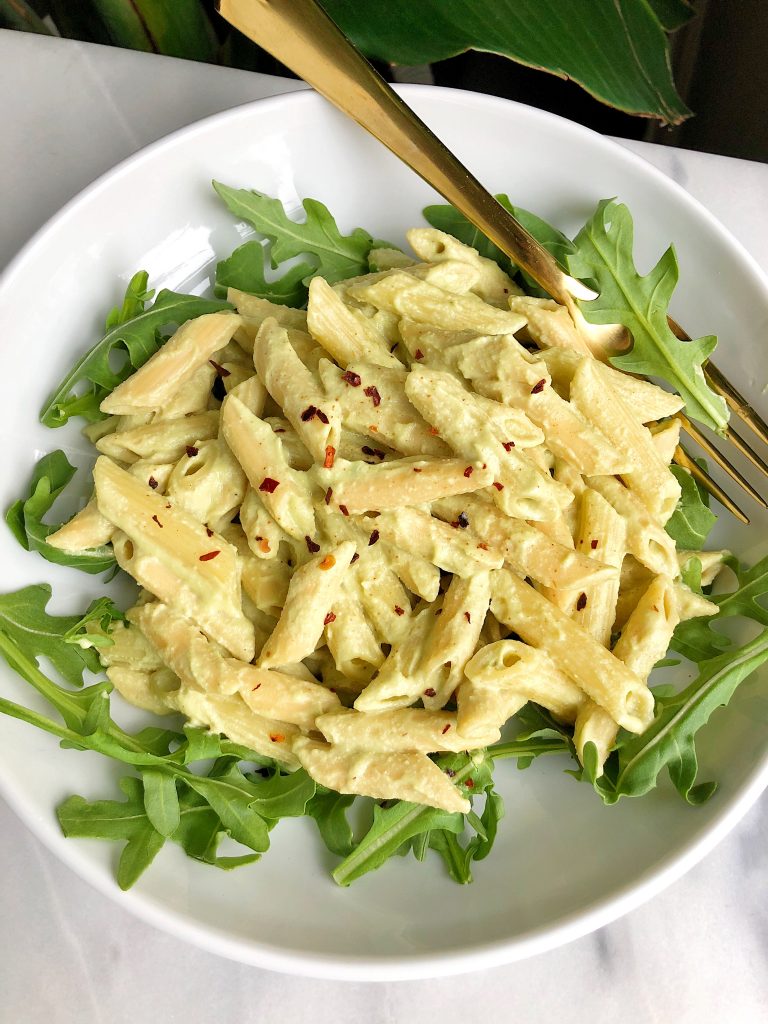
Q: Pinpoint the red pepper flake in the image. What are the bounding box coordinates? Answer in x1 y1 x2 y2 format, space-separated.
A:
209 359 231 377
652 605 659 612
450 521 460 529
324 487 333 505
591 539 599 550
252 683 261 691
435 609 443 616
185 445 198 457
269 733 285 743
339 504 349 517
319 555 336 570
414 348 424 361
465 778 475 789
477 542 489 551
369 424 379 432
199 550 221 561
576 592 588 611
457 511 469 529
316 408 329 424
350 552 360 564
148 476 158 489
259 538 271 553
463 466 473 478
324 445 336 469
531 378 546 394
274 427 286 433
502 441 515 451
364 385 381 407
464 611 472 623
441 723 451 735
205 526 214 537
259 477 280 493
413 467 422 473
301 405 318 421
341 370 362 387
424 687 437 698
493 481 505 491
324 611 337 626
361 445 386 460
305 535 321 553
165 503 172 509
368 529 380 546
151 514 163 528
428 426 439 436
394 605 405 616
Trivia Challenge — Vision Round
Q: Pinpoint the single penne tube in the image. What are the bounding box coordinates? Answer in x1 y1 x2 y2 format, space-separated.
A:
325 455 494 515
674 581 719 621
677 548 729 585
430 494 617 591
373 507 504 577
408 259 480 294
96 411 219 463
105 664 180 716
354 605 436 712
508 295 592 354
490 568 653 733
540 349 685 422
571 488 627 644
348 271 527 334
165 439 247 530
459 640 586 737
573 703 619 777
570 359 681 521
318 358 450 457
47 496 115 552
417 571 491 709
473 376 635 476
93 457 254 661
292 737 470 813
253 317 341 464
172 688 299 769
152 362 216 423
131 601 339 729
455 334 549 388
367 246 417 272
586 474 680 577
324 580 385 686
257 540 356 669
649 417 682 465
612 575 681 682
307 276 403 368
406 227 522 305
221 394 315 540
227 288 308 331
316 707 499 753
100 311 242 415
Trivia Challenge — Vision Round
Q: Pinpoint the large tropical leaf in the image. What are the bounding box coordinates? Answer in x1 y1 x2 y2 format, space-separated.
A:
321 0 692 124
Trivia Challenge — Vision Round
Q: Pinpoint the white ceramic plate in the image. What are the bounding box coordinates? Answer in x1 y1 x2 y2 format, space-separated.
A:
0 87 767 982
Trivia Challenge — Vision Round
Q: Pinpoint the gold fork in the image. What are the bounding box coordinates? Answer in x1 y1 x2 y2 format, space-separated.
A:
217 0 768 524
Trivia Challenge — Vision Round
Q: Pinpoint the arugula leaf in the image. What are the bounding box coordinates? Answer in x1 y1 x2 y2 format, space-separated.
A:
0 584 120 687
422 194 576 296
672 553 768 662
568 199 728 433
595 630 768 803
142 770 181 838
306 790 356 858
665 464 717 549
104 271 154 329
6 451 115 574
215 240 313 306
41 286 230 427
213 182 374 285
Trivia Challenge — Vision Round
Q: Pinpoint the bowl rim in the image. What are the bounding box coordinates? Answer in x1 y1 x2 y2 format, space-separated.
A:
1 83 767 982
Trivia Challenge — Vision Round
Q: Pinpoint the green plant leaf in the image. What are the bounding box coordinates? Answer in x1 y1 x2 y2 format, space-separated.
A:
6 451 116 574
40 285 230 427
306 790 356 858
142 770 181 838
212 182 374 285
601 630 768 802
0 0 52 34
320 0 690 124
672 553 768 662
89 0 217 61
215 240 313 306
569 200 728 432
183 769 271 853
665 465 717 549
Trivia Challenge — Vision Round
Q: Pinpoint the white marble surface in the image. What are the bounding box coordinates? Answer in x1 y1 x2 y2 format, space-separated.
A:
2 29 768 1021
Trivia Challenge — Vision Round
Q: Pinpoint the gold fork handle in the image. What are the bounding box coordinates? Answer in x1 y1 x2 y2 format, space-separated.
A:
217 0 594 305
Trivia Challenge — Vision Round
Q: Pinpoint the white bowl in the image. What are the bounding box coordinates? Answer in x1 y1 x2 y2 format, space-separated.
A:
0 87 767 981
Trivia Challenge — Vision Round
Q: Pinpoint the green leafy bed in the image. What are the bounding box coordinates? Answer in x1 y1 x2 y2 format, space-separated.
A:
1 183 766 889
